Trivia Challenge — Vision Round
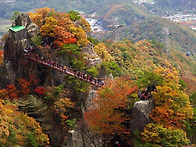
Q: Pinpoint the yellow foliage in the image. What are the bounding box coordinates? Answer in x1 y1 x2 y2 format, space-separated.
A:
79 18 91 33
151 85 193 128
0 99 49 146
54 97 75 129
154 67 180 89
29 7 51 27
94 43 114 61
40 16 58 37
141 123 190 146
71 27 89 46
35 7 51 19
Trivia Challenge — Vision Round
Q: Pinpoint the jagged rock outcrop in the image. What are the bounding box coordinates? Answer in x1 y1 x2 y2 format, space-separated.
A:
67 125 103 147
130 99 155 134
27 23 40 38
82 43 102 66
0 60 16 88
0 13 39 88
13 13 32 27
83 89 97 112
67 89 104 147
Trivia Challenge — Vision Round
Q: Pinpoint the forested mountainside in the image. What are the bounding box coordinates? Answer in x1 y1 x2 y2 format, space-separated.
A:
95 17 196 55
0 0 195 20
0 0 150 26
0 8 195 146
155 0 196 12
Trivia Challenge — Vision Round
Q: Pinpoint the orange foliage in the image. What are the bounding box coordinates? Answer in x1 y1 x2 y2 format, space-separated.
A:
5 84 18 100
84 77 137 135
40 16 58 37
150 86 193 129
17 78 31 96
29 7 51 27
0 50 3 65
53 26 77 47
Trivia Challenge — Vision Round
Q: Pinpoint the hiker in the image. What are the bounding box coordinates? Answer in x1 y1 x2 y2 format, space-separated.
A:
63 66 66 71
41 57 44 61
48 61 51 66
73 69 77 75
152 85 156 91
84 73 88 79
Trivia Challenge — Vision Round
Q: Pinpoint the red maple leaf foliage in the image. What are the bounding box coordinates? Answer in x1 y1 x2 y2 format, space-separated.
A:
17 78 31 95
6 84 18 100
34 86 46 96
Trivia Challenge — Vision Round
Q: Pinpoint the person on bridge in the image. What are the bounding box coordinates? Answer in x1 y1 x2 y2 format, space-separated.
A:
63 66 66 71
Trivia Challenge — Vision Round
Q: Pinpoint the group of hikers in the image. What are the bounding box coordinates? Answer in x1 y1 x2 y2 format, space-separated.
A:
24 47 105 87
24 46 157 93
138 85 156 100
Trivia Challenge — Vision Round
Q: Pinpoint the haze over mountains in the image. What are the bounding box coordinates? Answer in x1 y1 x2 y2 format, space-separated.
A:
0 0 195 18
0 0 196 54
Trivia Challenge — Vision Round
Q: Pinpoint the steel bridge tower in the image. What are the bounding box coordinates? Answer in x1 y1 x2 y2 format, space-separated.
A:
162 27 170 53
108 17 123 42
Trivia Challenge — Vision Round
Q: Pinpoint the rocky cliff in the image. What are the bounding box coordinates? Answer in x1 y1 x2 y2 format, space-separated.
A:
130 99 154 135
0 12 155 147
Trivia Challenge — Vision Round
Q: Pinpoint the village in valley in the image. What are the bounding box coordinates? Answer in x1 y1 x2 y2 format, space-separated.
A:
163 13 196 31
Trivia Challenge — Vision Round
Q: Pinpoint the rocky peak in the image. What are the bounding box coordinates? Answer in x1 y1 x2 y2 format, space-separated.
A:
13 13 32 27
130 99 155 134
81 43 102 66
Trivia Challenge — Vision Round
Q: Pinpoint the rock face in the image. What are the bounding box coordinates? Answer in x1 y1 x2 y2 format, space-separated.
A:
82 43 102 66
130 99 154 134
0 61 16 88
14 13 32 27
27 23 40 38
67 125 103 147
66 89 103 147
0 13 40 88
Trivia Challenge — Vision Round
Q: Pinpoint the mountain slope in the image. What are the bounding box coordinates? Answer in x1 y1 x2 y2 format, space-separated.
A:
94 17 196 56
123 17 196 54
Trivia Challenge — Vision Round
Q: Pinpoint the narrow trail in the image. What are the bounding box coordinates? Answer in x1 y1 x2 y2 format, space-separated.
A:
24 53 104 87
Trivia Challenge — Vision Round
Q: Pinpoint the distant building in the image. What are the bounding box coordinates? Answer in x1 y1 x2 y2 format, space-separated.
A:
163 13 196 22
133 0 155 5
1 0 16 2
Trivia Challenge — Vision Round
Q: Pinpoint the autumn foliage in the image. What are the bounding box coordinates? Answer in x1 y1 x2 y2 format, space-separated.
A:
0 77 39 100
149 67 193 129
151 85 193 129
29 7 51 27
84 77 137 135
135 66 194 146
54 97 75 130
34 86 46 96
0 99 49 146
29 8 90 48
141 123 190 146
0 50 3 65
